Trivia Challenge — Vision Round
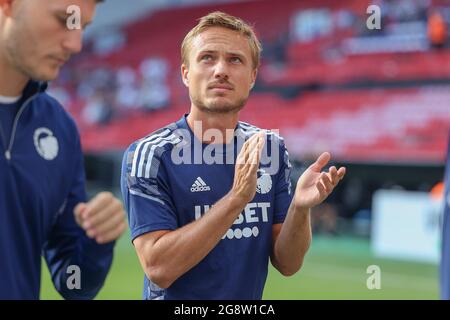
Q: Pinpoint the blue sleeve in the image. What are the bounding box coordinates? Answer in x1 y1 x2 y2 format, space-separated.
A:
42 133 114 300
273 137 293 224
121 141 178 243
441 132 450 299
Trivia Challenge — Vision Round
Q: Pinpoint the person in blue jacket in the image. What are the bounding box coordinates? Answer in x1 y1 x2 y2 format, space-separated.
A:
441 134 450 299
0 0 126 299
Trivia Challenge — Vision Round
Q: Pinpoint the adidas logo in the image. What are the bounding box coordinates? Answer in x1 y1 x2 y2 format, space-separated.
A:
190 177 211 192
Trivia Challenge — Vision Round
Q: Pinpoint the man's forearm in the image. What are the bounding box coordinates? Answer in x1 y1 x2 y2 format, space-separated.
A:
141 191 247 288
272 200 312 276
136 132 264 288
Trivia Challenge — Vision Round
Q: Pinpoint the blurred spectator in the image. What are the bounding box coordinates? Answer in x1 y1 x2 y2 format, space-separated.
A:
50 55 173 127
290 8 333 43
47 86 71 111
138 57 171 111
342 178 364 217
92 28 126 56
82 90 114 126
140 57 169 81
139 81 170 111
311 203 339 236
115 67 140 110
428 10 448 49
262 34 288 67
431 181 444 201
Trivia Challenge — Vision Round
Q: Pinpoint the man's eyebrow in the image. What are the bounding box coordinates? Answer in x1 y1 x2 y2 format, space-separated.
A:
197 50 217 55
197 50 246 58
55 9 69 16
227 51 246 58
55 9 92 29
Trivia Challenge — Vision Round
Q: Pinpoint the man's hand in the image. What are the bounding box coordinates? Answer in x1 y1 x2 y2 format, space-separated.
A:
231 132 265 204
74 192 127 244
294 152 346 210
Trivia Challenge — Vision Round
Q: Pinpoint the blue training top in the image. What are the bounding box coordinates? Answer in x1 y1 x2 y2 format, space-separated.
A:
0 81 114 299
121 114 293 299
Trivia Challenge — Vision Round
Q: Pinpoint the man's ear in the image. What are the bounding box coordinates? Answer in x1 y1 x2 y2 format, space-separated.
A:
250 68 257 90
181 64 189 88
0 0 15 17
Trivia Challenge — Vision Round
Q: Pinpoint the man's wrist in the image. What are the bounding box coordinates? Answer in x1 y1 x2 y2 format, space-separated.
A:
291 201 311 217
226 190 248 212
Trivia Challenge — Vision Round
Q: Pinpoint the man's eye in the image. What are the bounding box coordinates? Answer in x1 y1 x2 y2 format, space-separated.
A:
201 55 213 61
58 15 68 26
230 57 242 63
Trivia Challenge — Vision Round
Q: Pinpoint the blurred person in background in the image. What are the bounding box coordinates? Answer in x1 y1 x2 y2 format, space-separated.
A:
138 57 171 112
82 88 114 125
428 9 448 49
0 0 126 299
311 203 339 236
121 11 346 300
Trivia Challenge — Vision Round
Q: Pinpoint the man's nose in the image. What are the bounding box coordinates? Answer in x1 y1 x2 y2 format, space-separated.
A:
213 59 229 80
62 29 83 55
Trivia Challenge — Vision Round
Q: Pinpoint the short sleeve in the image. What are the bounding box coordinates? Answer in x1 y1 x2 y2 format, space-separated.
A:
273 138 293 224
121 142 178 242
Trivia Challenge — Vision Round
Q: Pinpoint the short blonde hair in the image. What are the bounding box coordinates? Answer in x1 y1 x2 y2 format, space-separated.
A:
181 11 262 70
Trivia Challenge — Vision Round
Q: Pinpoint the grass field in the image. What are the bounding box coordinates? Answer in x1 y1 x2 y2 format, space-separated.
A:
40 233 439 300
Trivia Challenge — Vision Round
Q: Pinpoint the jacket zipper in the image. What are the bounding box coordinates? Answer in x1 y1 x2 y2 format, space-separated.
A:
3 93 39 161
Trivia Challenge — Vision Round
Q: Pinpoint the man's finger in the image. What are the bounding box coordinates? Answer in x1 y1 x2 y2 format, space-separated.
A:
247 135 265 170
337 167 346 180
238 132 264 166
320 172 333 193
249 145 260 168
74 203 87 226
256 136 266 166
250 135 265 165
90 209 125 236
316 180 327 199
83 198 123 231
309 152 331 172
329 166 338 185
247 132 262 151
242 140 250 164
238 135 255 165
242 132 259 151
243 136 260 166
82 192 114 219
236 141 248 165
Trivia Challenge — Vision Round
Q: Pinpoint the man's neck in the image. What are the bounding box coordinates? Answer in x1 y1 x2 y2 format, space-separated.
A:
0 52 28 97
187 105 240 144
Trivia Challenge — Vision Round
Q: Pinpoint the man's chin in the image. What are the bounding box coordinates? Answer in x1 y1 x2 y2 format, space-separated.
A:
30 67 60 82
203 103 242 114
205 98 246 113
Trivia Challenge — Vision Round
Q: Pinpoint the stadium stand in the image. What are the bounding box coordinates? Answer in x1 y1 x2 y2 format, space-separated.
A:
50 0 450 165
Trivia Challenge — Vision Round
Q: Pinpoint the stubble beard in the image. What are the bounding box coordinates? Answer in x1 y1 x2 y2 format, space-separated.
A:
191 93 248 115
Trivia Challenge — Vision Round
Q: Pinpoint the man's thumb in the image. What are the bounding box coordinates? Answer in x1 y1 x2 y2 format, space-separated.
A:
74 203 87 224
310 152 331 171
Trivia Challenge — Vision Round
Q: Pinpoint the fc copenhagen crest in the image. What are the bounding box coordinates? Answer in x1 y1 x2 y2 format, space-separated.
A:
256 169 272 194
34 128 59 160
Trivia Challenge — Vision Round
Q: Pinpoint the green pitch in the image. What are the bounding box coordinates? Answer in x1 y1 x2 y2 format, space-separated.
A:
40 233 439 300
